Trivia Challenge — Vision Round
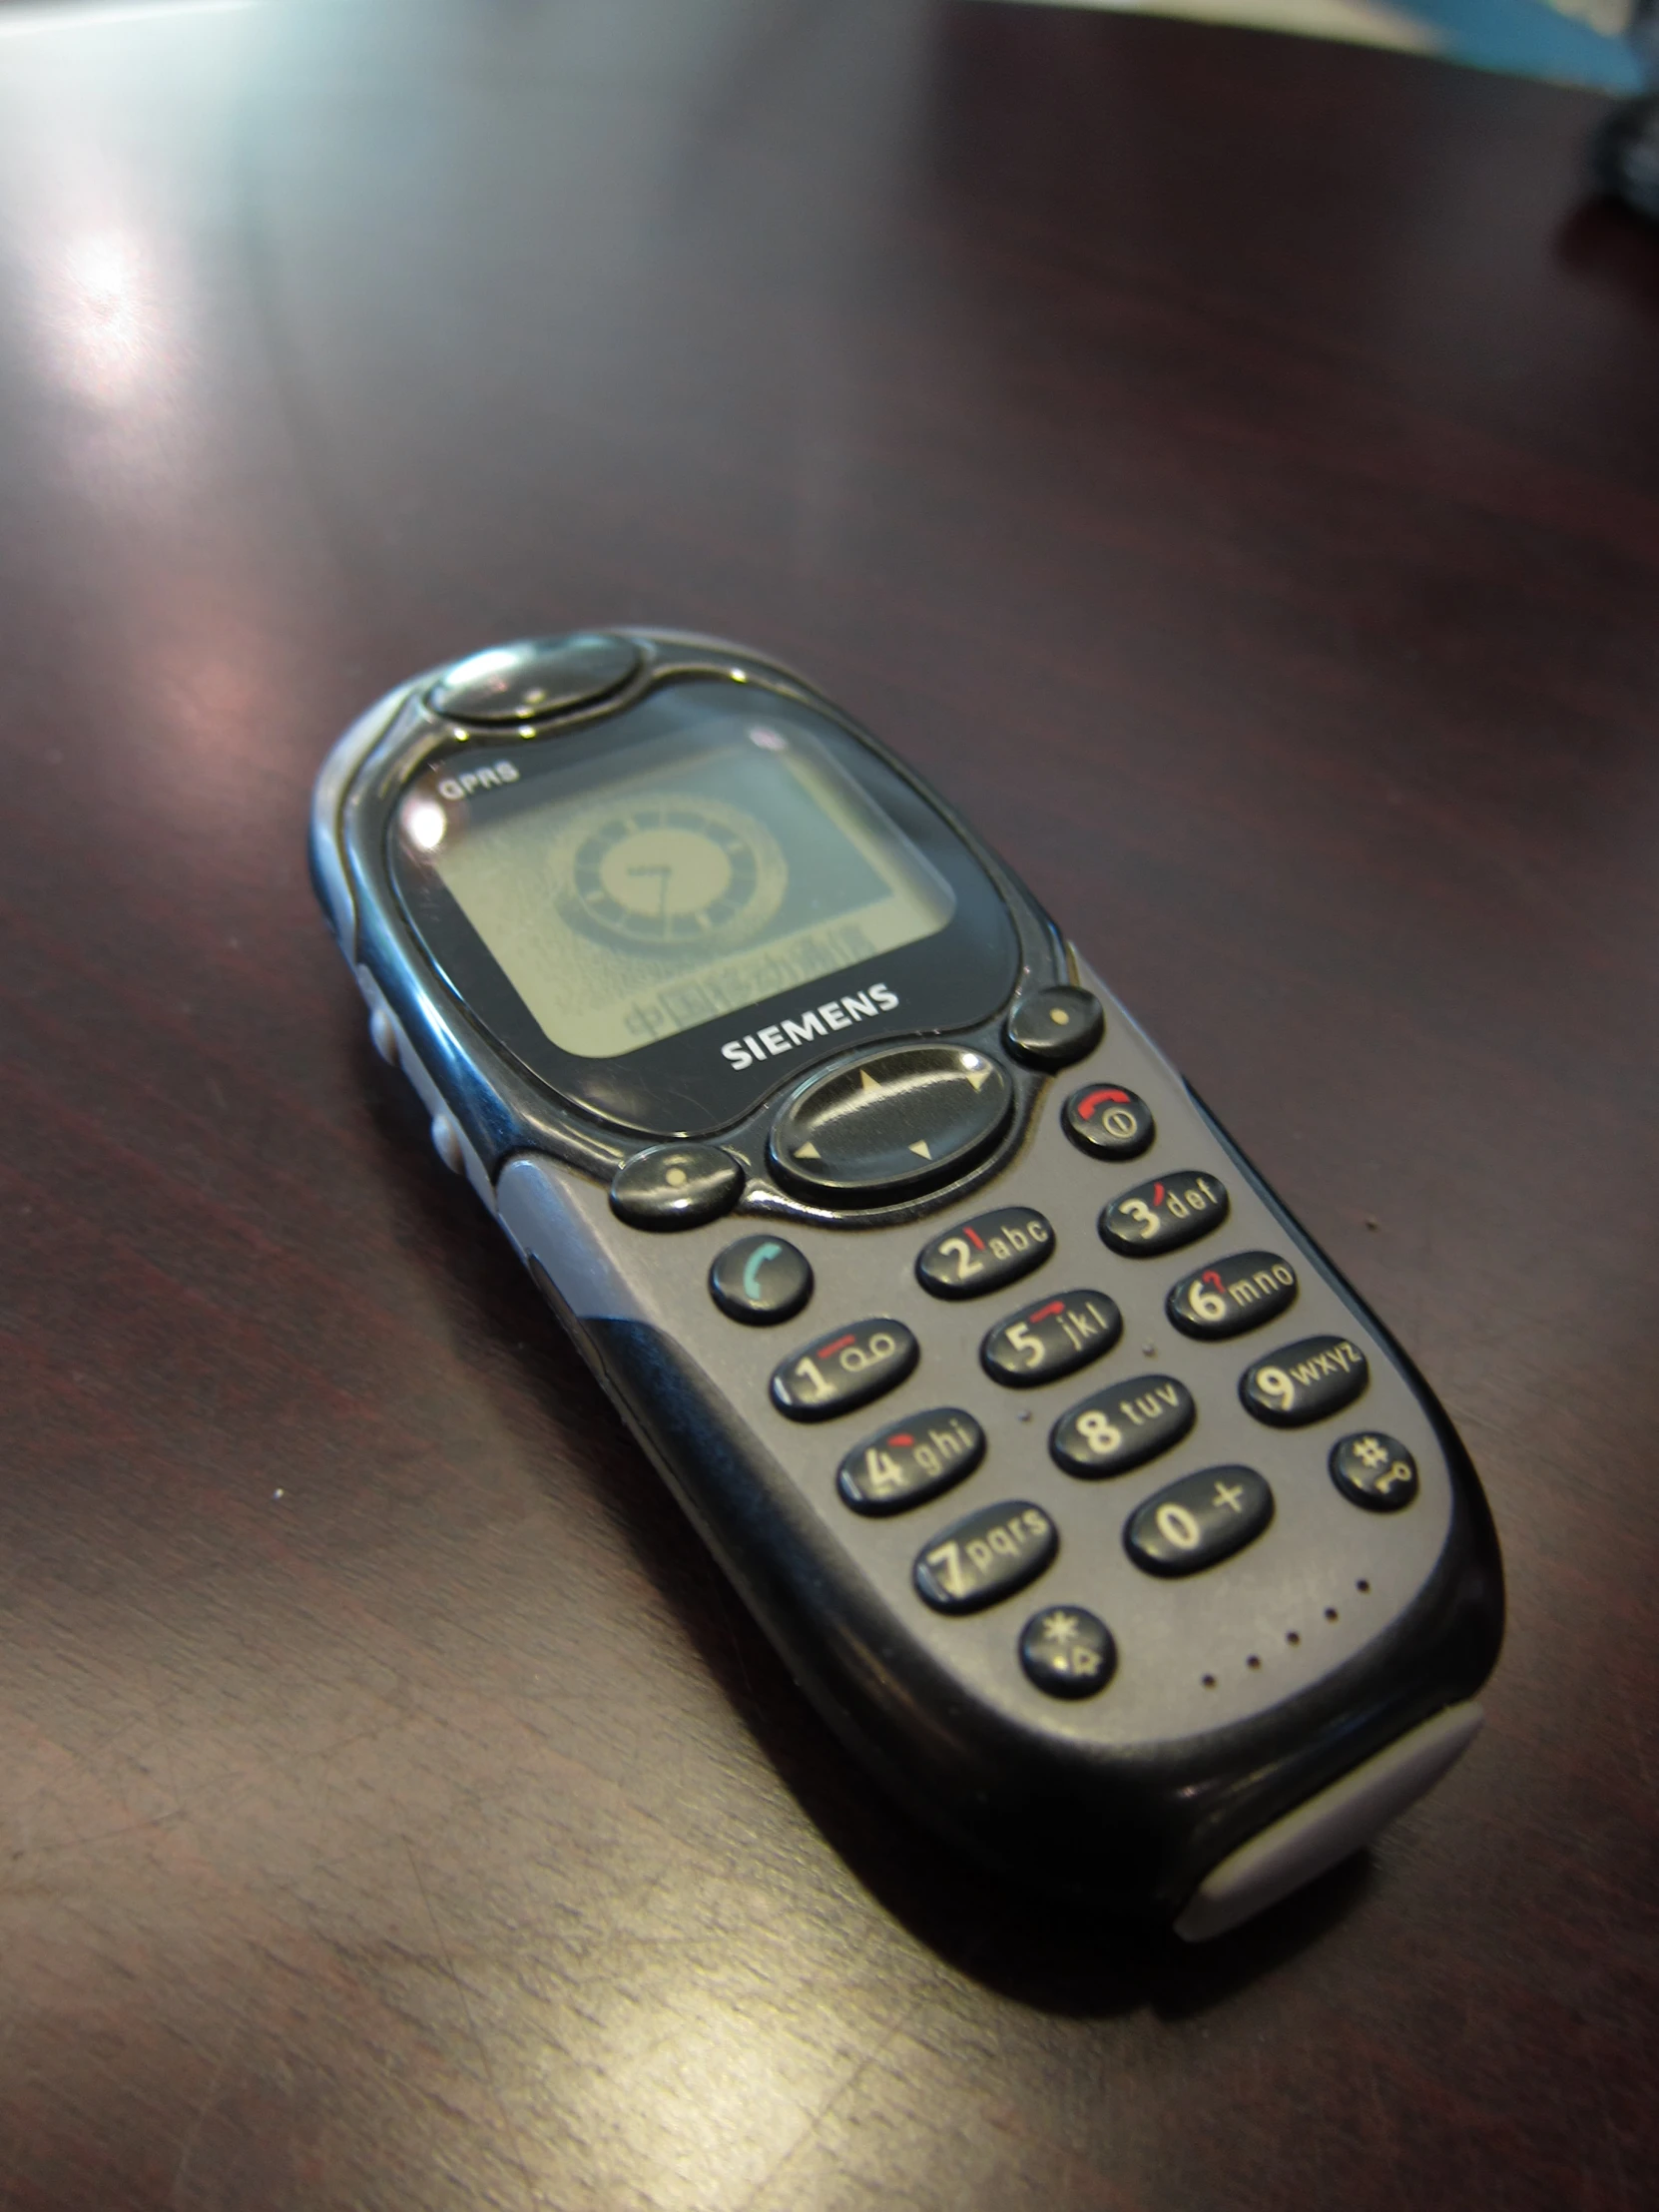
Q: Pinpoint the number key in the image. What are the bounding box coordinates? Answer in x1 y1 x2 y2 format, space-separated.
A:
1240 1335 1369 1427
1124 1466 1274 1577
915 1206 1054 1301
1166 1250 1297 1341
1050 1374 1195 1479
914 1500 1059 1614
1100 1171 1230 1257
837 1408 985 1515
771 1319 919 1422
981 1289 1123 1388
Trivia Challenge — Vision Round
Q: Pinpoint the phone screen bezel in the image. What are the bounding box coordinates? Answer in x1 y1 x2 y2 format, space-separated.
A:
382 676 1021 1137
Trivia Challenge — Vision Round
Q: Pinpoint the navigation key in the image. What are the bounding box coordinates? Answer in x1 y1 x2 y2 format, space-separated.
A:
769 1044 1012 1204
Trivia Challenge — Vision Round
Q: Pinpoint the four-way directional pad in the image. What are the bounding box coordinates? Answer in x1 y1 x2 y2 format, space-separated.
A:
768 1044 1013 1202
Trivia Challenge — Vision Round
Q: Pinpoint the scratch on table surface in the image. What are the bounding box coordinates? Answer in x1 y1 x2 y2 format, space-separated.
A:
1593 2072 1638 2211
1616 1693 1655 1815
168 2013 242 2210
403 1834 542 2211
730 2025 910 2212
730 2025 898 2212
1360 2037 1414 2212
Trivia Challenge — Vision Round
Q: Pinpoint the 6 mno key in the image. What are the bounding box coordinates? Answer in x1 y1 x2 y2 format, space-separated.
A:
313 626 1502 1939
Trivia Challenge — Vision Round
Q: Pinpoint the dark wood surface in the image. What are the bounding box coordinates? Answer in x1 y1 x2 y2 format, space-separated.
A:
2 2 1655 2205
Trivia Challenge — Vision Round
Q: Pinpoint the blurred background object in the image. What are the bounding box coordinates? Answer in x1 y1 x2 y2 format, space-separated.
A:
1002 0 1649 88
1013 0 1659 217
1590 0 1659 217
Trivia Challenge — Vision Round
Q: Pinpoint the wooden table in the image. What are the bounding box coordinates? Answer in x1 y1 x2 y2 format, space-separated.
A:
2 3 1654 2205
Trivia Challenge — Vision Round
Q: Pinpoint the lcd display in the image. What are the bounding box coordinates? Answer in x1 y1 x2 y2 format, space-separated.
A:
398 699 956 1059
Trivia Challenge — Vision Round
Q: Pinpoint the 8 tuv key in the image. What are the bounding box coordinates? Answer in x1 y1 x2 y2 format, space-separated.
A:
311 628 1503 1939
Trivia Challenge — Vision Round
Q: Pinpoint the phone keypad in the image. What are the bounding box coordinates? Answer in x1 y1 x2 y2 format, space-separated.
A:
693 1025 1425 1700
740 1196 1418 1654
1099 1171 1230 1257
736 1177 1423 1697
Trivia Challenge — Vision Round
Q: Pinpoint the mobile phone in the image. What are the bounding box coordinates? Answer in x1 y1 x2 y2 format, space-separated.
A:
310 629 1502 1937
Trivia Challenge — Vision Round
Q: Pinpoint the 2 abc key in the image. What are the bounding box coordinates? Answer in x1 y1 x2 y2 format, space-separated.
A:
915 1206 1054 1300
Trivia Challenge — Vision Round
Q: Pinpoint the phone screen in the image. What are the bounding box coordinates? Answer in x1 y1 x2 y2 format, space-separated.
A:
398 689 955 1060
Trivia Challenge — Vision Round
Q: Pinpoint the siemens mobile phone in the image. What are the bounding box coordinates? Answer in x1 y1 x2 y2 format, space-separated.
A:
309 629 1502 1938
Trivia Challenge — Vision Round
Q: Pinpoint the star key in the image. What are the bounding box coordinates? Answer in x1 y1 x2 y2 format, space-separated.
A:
1019 1606 1116 1699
